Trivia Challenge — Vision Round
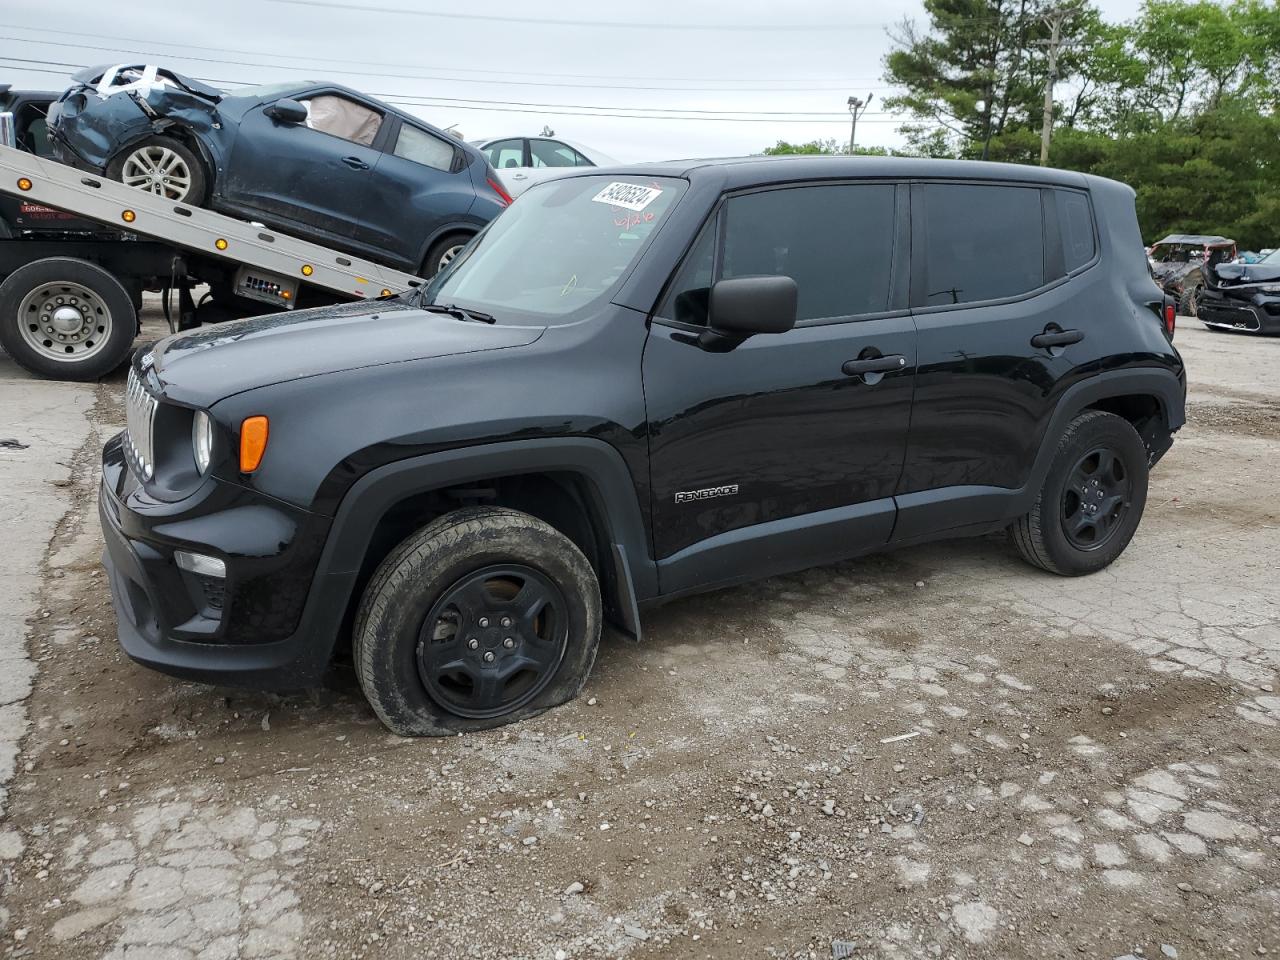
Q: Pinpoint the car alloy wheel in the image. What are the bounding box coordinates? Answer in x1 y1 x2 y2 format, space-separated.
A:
1061 445 1132 550
416 564 569 719
17 281 114 364
437 243 464 273
120 145 195 202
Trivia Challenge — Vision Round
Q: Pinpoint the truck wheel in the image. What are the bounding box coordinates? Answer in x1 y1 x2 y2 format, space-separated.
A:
0 258 137 381
107 135 207 205
421 233 471 279
354 507 602 736
1011 410 1149 576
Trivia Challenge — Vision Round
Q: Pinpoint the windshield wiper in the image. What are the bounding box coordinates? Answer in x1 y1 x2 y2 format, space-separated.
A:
418 302 496 324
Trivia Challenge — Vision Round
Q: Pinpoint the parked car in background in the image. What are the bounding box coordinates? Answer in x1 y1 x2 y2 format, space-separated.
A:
47 65 511 276
1148 234 1237 316
471 136 619 197
1198 246 1280 334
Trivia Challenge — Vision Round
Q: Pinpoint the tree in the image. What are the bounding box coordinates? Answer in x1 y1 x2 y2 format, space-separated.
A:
762 139 843 155
883 0 1075 160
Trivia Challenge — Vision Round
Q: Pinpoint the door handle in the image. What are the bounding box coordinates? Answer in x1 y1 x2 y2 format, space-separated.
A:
1030 327 1084 349
342 156 370 170
842 354 907 376
511 173 528 180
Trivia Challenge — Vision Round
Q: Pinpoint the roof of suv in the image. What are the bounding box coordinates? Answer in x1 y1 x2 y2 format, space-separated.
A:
582 155 1095 190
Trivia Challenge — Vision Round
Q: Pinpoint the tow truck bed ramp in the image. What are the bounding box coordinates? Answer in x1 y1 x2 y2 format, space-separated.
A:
0 144 424 300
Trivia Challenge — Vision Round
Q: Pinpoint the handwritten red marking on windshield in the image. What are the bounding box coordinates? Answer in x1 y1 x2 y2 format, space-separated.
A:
613 211 657 229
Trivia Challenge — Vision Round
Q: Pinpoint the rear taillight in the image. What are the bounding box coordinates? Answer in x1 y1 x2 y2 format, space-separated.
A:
1164 299 1176 335
486 176 513 207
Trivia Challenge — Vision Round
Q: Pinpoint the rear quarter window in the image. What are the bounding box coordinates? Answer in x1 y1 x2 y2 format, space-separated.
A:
1056 189 1097 273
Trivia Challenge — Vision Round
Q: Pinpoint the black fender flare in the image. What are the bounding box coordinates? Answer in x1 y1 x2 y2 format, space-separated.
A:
312 437 654 645
1026 367 1185 494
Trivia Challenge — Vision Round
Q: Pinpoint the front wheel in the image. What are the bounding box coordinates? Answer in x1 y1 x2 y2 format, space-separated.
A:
354 507 602 736
1011 410 1149 576
0 258 138 380
106 135 207 205
1179 283 1202 318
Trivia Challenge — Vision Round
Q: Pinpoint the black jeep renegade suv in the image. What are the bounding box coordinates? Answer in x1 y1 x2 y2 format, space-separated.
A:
99 157 1185 736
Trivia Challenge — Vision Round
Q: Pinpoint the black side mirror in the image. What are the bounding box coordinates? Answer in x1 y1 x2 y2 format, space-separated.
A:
698 275 797 350
265 98 308 124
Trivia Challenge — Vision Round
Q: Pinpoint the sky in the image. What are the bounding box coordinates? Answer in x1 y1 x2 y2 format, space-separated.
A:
3 0 1147 162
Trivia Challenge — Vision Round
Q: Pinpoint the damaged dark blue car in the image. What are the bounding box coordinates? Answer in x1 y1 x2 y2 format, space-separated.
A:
47 65 511 276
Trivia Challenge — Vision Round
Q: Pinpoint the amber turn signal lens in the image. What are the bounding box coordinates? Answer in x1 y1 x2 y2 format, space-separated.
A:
301 264 313 276
239 416 269 472
17 177 32 191
215 238 228 251
122 209 136 223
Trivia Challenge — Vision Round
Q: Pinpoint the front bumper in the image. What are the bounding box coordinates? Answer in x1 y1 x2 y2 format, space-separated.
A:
99 434 341 689
1198 290 1280 334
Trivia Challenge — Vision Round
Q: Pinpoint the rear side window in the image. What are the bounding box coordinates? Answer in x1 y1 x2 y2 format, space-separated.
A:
483 139 524 169
660 184 897 324
393 124 456 172
1057 189 1096 273
923 183 1043 306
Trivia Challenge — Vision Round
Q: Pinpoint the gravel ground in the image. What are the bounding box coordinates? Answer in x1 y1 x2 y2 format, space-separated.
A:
0 316 1277 960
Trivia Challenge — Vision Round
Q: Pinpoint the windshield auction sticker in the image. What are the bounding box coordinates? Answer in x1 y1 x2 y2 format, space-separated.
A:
591 182 663 212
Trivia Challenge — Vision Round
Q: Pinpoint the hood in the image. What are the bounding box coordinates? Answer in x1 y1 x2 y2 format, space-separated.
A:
146 299 545 407
1213 261 1280 286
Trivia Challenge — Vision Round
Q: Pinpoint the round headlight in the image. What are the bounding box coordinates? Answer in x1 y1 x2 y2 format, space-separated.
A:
192 410 213 474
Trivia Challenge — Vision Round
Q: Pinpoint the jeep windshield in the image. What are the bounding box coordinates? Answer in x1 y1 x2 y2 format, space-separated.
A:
422 175 686 323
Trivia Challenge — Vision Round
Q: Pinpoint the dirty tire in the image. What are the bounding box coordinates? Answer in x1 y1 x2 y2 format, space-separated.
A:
0 257 137 381
1178 283 1201 318
421 233 471 279
107 135 208 206
354 507 601 736
1011 410 1149 576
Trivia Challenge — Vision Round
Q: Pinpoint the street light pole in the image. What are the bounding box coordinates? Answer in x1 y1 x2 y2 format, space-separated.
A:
847 93 873 155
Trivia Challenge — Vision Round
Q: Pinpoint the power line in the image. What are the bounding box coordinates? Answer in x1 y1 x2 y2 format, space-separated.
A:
0 59 917 126
0 58 898 122
265 1 896 32
0 36 895 94
2 25 888 86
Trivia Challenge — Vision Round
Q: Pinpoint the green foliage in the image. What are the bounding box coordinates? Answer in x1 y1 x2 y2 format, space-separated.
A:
877 0 1280 245
762 139 844 155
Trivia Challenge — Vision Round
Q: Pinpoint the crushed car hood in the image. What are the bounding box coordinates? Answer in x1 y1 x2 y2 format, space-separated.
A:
69 64 222 101
146 299 545 407
1213 262 1280 285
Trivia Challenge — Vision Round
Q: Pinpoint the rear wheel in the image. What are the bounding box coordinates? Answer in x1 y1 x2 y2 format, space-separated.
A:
107 135 207 205
354 507 601 736
421 233 471 279
0 258 137 380
1011 410 1149 576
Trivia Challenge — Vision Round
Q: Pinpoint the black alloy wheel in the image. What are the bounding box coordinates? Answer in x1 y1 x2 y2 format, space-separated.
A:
417 564 568 719
1061 445 1132 551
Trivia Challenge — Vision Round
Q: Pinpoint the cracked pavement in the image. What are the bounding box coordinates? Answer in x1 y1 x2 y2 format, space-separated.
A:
0 319 1277 960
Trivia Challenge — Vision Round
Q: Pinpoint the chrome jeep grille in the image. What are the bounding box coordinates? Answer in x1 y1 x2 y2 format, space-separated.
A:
124 366 159 480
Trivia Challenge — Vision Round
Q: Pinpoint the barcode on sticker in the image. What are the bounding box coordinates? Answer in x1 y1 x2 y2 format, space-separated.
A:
591 182 663 212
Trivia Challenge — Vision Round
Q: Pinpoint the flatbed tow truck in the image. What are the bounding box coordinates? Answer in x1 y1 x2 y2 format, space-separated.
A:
0 138 424 381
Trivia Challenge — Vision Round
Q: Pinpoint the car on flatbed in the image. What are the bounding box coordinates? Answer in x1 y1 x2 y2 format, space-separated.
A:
99 157 1185 736
47 65 511 277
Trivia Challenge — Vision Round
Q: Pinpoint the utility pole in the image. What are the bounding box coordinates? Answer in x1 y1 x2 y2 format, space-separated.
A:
847 93 873 155
1037 7 1069 166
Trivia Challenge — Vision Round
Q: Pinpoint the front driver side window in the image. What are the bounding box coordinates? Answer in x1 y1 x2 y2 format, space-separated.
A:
299 95 383 147
658 183 897 325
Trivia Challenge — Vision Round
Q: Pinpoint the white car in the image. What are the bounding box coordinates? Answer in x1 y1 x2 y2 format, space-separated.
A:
471 136 619 197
